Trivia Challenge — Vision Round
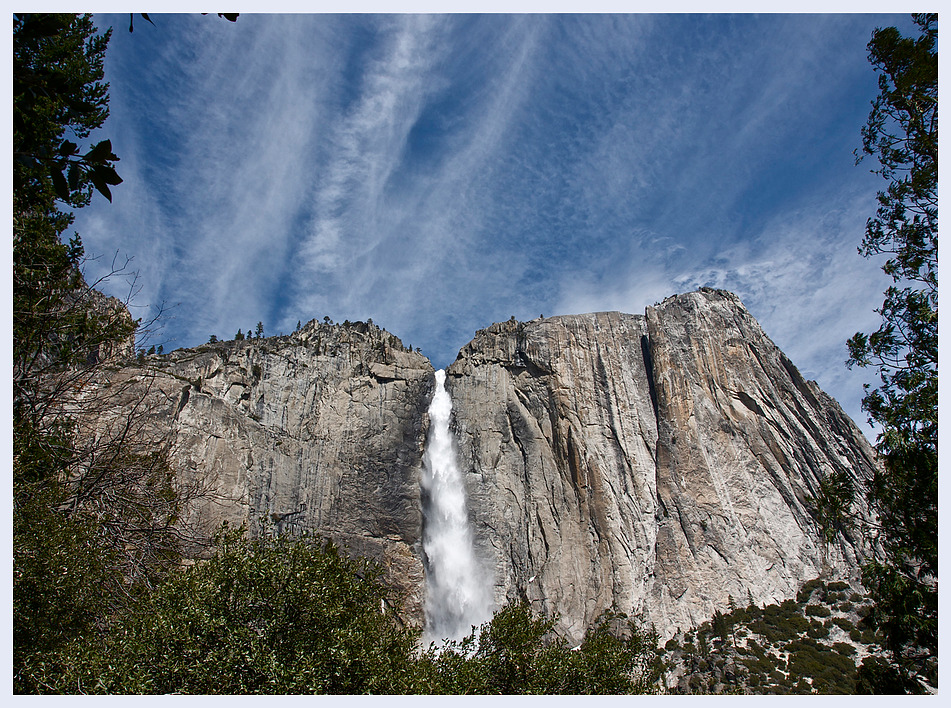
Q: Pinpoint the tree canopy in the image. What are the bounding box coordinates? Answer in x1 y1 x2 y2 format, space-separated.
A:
23 527 663 695
417 602 662 694
846 13 937 691
12 15 180 692
14 14 122 207
35 528 424 694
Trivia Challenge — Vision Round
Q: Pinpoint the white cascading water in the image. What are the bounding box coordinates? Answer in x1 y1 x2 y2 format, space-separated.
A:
420 369 492 645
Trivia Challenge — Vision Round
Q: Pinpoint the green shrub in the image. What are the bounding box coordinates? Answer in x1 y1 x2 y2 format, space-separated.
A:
41 527 423 694
423 603 663 695
826 581 849 592
746 639 767 660
832 642 856 656
855 656 915 694
786 640 855 694
805 604 832 618
797 579 825 604
780 599 801 613
831 617 854 632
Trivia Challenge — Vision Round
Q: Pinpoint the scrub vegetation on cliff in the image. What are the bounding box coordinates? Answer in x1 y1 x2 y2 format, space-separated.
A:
663 578 936 694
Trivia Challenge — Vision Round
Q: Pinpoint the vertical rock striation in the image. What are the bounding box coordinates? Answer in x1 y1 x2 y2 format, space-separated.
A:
97 320 434 619
446 311 660 641
446 289 878 641
86 289 878 640
644 290 876 635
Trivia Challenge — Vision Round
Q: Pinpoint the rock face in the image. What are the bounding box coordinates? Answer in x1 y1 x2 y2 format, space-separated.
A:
102 320 434 619
445 289 877 641
92 290 878 641
446 311 661 641
644 290 875 636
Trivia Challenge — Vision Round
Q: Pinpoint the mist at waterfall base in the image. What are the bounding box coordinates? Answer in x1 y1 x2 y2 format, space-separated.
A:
420 370 493 645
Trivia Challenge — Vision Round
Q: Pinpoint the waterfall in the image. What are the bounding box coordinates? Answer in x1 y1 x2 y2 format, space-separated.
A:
420 369 492 645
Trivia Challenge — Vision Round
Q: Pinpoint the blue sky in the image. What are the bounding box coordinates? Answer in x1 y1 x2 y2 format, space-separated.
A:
70 11 912 439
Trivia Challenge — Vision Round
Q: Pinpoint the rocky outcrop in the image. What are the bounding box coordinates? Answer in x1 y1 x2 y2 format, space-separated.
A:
88 289 878 641
446 289 877 641
96 320 434 618
446 311 661 641
644 290 876 636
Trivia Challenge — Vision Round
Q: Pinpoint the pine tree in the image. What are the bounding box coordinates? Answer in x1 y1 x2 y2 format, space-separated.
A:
846 14 937 691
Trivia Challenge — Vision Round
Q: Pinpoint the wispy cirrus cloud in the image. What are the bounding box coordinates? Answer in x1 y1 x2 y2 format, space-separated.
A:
70 13 901 437
556 186 891 437
289 15 550 359
77 14 339 341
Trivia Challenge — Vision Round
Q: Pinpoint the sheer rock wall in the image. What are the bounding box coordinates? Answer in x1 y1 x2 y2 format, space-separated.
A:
93 290 878 640
444 290 876 640
101 320 433 619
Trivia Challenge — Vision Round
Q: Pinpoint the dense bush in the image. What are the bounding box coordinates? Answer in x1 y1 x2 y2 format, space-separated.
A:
786 639 856 694
833 642 857 657
418 602 662 694
667 581 907 695
33 527 423 694
856 655 926 694
21 526 663 695
797 579 825 603
832 617 855 632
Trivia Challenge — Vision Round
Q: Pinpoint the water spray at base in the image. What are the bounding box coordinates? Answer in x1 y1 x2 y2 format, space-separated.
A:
420 369 492 645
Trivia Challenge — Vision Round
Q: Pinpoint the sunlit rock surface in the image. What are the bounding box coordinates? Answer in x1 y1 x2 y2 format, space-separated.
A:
446 289 877 641
95 289 878 640
103 320 433 620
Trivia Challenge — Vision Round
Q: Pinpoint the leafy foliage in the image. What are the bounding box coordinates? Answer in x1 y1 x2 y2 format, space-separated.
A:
845 14 938 689
14 14 121 206
12 14 192 693
13 480 117 692
22 528 662 695
807 470 855 544
418 601 662 694
663 578 914 695
37 528 423 694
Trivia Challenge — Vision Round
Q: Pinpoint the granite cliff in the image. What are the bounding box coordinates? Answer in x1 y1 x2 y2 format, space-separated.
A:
90 289 878 641
447 289 876 640
92 319 433 619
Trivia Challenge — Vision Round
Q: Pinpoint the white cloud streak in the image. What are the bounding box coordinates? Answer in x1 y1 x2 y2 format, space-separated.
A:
289 15 548 359
69 13 900 436
556 187 892 438
76 15 339 343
